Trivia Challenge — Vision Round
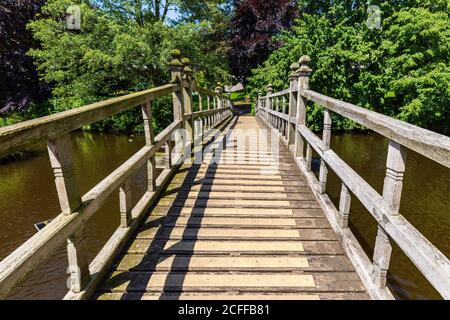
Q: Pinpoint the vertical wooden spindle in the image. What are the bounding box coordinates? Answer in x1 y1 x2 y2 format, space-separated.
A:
339 183 351 228
295 56 312 159
287 63 299 151
319 109 332 194
47 135 82 214
67 228 90 293
372 140 407 288
119 178 133 228
141 100 156 192
169 49 184 160
306 143 312 172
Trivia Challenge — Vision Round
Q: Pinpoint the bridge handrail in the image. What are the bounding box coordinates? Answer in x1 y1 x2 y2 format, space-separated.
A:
0 49 234 299
256 56 450 300
0 83 180 159
301 89 450 169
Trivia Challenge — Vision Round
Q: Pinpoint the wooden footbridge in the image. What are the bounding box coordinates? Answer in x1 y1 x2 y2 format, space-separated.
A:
0 51 449 300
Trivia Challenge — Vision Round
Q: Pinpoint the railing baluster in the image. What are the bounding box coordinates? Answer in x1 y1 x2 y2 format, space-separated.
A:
288 63 299 151
373 140 407 288
67 228 89 293
306 143 312 172
339 183 351 228
119 178 133 228
169 49 184 161
295 56 311 159
47 135 82 215
141 100 156 191
319 109 332 194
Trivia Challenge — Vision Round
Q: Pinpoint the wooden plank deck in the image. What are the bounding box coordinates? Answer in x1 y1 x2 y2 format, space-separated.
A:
95 116 369 300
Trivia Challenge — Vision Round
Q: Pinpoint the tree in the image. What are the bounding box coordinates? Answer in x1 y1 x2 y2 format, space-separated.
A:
28 0 231 133
0 0 49 114
229 0 298 81
247 1 450 134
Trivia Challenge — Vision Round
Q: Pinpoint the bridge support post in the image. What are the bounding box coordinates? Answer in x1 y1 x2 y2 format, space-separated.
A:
372 140 407 288
295 56 312 159
287 64 299 152
119 178 133 228
47 135 82 215
142 100 156 191
67 228 90 293
266 84 273 131
319 109 332 194
169 49 185 162
339 183 351 228
182 58 194 155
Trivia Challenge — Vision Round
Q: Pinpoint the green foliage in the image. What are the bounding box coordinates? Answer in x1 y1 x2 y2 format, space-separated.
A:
27 0 231 134
247 1 450 133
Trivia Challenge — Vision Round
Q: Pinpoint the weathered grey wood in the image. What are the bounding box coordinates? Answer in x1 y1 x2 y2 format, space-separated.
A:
65 164 182 300
306 143 312 172
318 108 332 194
0 120 182 298
164 141 172 169
119 178 133 228
0 83 179 158
338 183 351 228
372 226 392 289
383 141 407 215
297 123 450 299
301 89 450 169
294 57 311 158
47 135 82 214
142 101 157 192
169 51 184 122
67 228 90 293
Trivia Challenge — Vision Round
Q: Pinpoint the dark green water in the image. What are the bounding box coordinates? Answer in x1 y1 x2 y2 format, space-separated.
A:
0 131 448 299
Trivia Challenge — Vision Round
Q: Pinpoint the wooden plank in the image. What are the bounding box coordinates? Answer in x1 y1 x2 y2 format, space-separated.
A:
100 272 316 292
163 191 315 201
96 292 321 300
116 255 310 271
128 240 343 256
146 216 299 227
152 207 295 216
144 216 330 229
157 198 320 209
115 254 354 272
135 227 338 241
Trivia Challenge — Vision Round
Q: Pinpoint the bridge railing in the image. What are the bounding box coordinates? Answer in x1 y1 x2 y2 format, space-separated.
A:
0 49 233 299
256 56 450 300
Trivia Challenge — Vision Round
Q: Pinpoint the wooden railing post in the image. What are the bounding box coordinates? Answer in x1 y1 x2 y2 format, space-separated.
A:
339 183 351 228
119 178 133 228
295 56 312 158
67 227 89 293
182 57 194 148
372 140 407 288
169 49 184 161
282 96 287 137
287 63 300 151
266 84 273 127
141 100 156 191
319 109 332 194
47 135 82 215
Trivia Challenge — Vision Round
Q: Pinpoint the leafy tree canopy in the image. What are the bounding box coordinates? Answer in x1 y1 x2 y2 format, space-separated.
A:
247 0 450 133
27 0 231 133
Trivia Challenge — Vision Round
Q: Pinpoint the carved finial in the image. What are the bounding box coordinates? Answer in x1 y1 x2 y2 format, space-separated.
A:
290 62 300 79
298 55 312 74
181 57 190 66
169 49 182 67
267 84 273 93
215 82 224 93
181 57 193 77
